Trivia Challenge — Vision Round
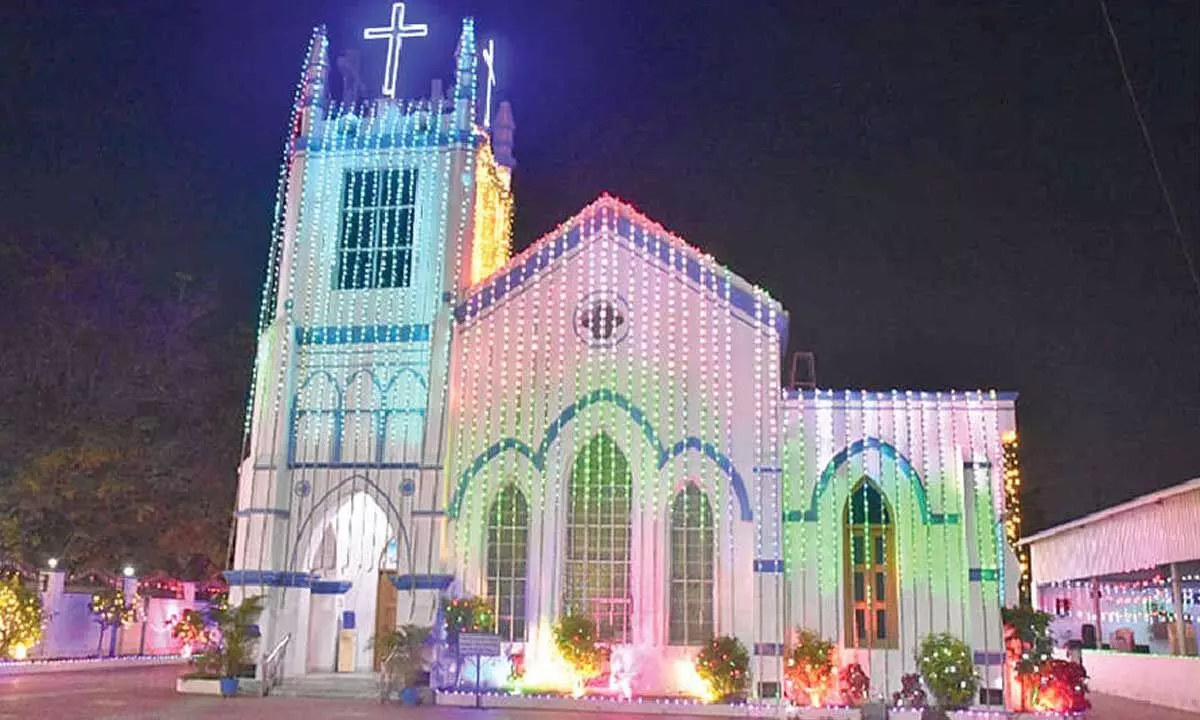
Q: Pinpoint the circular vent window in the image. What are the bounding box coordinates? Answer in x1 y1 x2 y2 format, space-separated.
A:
573 291 630 348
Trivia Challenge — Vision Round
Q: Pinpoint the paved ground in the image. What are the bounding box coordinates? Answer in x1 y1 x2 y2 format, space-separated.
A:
1 664 1196 719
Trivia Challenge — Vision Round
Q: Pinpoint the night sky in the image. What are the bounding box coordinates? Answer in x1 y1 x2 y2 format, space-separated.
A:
3 1 1197 532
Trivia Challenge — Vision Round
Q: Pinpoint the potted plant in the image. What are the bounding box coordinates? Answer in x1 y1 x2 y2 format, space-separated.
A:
784 627 835 706
694 635 751 703
209 595 264 698
917 633 977 718
374 625 432 705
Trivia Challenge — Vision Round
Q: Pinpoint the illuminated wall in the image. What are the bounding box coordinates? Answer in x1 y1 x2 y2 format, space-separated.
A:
468 141 513 285
445 195 783 693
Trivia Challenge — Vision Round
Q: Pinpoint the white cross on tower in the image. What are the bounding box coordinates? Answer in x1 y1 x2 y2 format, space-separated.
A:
481 39 497 128
363 2 429 99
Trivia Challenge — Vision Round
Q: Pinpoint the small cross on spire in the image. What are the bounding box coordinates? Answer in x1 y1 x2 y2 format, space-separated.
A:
363 2 429 99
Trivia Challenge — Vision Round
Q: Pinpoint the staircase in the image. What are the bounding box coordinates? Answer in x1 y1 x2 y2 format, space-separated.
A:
266 672 381 700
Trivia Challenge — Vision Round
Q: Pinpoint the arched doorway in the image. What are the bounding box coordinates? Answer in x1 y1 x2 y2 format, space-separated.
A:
302 489 398 672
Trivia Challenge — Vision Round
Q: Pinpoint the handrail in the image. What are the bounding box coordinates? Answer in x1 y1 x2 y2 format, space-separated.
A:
260 632 292 697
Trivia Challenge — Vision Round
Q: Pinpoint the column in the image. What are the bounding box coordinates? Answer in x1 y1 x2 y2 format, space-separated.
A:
1090 578 1102 649
1171 563 1188 656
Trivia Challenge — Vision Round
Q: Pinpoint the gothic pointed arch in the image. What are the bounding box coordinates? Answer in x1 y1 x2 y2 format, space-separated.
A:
486 484 529 642
564 433 633 643
844 477 898 649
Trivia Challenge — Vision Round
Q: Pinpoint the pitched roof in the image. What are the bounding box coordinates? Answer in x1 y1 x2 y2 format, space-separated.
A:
453 194 789 341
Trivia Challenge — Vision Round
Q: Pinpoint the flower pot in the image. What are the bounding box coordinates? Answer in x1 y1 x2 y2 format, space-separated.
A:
400 687 421 706
219 677 239 697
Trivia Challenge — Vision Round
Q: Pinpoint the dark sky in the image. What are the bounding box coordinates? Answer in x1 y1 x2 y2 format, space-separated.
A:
3 1 1197 532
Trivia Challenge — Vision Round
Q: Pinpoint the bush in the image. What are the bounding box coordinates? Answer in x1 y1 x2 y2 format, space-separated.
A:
892 672 927 709
1001 605 1053 676
0 576 44 658
443 595 493 636
917 633 977 710
784 628 836 706
1032 659 1090 713
553 613 605 682
695 635 750 702
840 662 870 707
172 608 215 650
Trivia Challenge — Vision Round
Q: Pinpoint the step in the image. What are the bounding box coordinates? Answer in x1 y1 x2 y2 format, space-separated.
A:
267 672 382 701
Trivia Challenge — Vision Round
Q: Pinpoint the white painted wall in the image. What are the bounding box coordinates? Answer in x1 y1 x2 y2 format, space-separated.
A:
1082 649 1200 713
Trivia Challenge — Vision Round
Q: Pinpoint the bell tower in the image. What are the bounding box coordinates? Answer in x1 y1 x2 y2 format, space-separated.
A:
228 7 514 676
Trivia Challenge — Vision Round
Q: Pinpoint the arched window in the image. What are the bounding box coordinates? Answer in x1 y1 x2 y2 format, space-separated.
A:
669 484 714 645
844 478 898 649
486 484 529 642
564 434 633 643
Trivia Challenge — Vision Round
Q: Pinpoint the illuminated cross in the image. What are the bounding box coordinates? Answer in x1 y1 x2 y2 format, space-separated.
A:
481 39 496 127
363 2 429 99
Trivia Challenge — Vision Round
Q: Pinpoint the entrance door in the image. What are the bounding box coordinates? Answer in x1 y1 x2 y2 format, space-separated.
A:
374 571 399 670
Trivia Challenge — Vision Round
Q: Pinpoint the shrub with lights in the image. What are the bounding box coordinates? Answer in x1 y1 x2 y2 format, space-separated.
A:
892 672 927 709
0 575 44 659
443 595 494 636
89 588 136 657
1031 658 1089 712
1001 604 1057 711
171 608 216 658
917 633 977 711
694 635 750 703
553 613 606 692
784 627 836 707
840 662 870 707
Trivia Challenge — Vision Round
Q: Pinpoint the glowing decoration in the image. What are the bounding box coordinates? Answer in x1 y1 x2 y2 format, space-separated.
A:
674 658 715 703
46 558 58 570
481 39 496 128
0 575 44 660
230 5 1023 704
1002 431 1031 604
363 2 429 99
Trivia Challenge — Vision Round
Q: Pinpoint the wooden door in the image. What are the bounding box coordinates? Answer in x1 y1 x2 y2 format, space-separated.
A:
374 571 399 670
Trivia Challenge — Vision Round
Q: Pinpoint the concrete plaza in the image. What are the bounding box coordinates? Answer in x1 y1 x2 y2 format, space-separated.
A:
0 665 1195 719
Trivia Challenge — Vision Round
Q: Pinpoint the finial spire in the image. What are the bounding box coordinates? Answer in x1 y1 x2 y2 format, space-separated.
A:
453 17 477 102
493 101 516 168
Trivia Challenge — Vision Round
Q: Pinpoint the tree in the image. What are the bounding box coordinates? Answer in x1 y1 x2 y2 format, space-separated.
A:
0 239 249 576
0 575 44 658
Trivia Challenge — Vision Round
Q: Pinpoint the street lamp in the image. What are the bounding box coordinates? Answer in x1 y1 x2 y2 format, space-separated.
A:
123 565 135 578
47 558 58 570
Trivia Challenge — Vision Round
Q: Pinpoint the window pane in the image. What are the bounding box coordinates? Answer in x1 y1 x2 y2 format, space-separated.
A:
874 535 886 565
855 609 866 640
668 485 714 645
852 535 865 565
337 169 417 290
876 610 888 640
875 572 886 601
853 572 865 602
486 485 528 642
565 435 632 643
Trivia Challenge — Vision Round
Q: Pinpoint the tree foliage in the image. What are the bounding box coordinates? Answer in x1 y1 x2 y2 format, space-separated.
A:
0 575 44 658
0 240 250 576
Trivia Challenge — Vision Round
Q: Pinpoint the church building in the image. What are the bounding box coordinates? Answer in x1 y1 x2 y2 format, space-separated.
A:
229 5 1021 702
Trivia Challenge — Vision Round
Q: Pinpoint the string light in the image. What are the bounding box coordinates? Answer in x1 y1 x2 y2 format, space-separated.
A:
230 6 1033 707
